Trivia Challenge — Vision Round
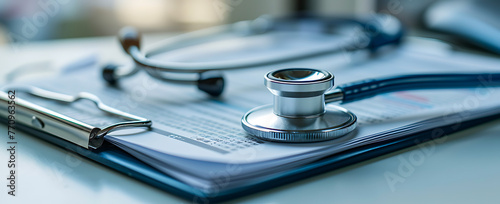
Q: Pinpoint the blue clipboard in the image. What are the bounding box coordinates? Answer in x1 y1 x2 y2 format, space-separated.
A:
3 110 499 202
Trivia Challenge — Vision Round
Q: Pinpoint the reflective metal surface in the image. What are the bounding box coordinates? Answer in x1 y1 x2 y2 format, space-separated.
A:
242 104 356 142
0 91 100 149
0 87 152 149
265 68 334 117
242 68 357 142
270 69 330 81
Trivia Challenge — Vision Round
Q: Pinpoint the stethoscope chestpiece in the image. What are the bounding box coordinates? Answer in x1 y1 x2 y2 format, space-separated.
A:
241 68 356 142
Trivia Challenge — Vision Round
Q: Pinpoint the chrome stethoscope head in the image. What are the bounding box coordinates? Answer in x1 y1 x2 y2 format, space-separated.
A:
101 14 404 97
242 68 357 142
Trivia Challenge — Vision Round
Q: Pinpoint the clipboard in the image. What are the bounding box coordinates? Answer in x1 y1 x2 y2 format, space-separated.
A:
0 87 151 149
1 88 499 202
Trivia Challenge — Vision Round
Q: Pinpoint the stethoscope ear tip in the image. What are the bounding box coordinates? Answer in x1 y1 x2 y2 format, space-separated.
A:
197 71 225 97
119 27 141 54
102 64 119 85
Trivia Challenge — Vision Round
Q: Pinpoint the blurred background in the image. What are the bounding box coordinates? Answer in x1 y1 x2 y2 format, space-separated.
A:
0 0 437 44
0 0 499 55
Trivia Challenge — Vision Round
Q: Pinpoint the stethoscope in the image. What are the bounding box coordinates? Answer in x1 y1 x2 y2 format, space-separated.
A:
241 68 500 142
97 13 500 143
102 13 404 96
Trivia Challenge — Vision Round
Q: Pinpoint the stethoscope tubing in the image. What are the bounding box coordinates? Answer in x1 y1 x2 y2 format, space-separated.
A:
119 13 404 74
126 36 357 73
327 73 500 103
106 14 405 96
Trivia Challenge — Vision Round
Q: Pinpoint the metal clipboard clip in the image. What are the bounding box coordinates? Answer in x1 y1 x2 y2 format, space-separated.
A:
0 86 152 149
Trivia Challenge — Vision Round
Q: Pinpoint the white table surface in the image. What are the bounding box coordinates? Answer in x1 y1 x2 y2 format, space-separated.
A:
1 35 500 204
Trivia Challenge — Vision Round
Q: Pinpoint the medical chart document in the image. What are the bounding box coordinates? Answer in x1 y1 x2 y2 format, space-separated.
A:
11 35 500 193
